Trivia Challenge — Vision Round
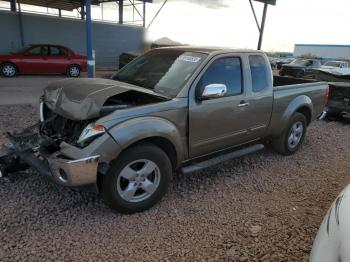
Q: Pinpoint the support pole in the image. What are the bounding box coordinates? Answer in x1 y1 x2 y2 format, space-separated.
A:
85 0 94 78
257 3 268 50
10 0 16 12
58 9 62 17
118 0 123 24
17 0 24 47
81 0 85 20
142 0 146 27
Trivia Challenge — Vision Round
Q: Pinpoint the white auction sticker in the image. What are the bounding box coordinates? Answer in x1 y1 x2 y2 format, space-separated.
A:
179 55 202 63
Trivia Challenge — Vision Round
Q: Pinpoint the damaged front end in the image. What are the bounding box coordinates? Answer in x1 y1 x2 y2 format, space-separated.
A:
0 78 167 187
0 121 100 187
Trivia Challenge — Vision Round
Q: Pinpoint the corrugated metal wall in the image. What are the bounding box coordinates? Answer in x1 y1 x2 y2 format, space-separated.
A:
0 10 144 68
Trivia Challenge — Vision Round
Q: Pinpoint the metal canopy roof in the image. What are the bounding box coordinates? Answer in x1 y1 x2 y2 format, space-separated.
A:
5 0 153 11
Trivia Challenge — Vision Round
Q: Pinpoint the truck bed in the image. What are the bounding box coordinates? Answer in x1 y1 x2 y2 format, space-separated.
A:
267 76 327 138
273 76 318 87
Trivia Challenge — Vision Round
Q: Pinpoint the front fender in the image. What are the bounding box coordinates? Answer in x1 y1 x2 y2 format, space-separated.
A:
268 95 313 137
108 116 185 164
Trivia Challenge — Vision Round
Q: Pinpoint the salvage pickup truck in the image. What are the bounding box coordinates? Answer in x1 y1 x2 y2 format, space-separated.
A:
0 47 329 213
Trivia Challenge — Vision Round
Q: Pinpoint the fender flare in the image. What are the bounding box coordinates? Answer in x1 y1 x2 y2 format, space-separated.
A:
108 116 185 164
269 95 313 137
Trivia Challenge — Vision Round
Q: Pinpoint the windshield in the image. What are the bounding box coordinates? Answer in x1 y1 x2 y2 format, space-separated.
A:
323 61 342 67
112 50 207 98
290 59 310 66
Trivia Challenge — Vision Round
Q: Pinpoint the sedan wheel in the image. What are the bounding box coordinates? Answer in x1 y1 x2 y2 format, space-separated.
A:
2 63 17 77
67 65 80 77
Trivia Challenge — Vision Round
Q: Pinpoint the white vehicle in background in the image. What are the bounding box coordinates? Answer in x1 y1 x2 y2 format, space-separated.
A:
321 60 349 70
310 184 350 261
314 60 350 82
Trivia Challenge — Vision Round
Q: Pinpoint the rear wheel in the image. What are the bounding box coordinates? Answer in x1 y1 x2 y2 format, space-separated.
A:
101 143 172 214
67 65 80 77
272 112 307 155
1 63 17 77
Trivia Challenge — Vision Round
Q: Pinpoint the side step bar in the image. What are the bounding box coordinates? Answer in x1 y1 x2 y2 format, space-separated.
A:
180 144 264 174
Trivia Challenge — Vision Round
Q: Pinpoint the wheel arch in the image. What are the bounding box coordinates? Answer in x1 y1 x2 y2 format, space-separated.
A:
268 95 313 138
107 117 186 169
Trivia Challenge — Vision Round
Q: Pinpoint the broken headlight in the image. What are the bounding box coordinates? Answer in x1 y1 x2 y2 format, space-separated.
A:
77 123 105 145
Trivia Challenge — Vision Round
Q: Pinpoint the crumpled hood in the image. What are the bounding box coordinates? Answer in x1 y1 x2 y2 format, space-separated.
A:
44 78 164 121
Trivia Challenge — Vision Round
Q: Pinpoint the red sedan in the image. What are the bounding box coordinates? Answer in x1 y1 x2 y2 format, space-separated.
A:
0 44 87 77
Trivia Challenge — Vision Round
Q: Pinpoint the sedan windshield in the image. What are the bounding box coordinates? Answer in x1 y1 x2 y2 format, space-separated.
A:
323 61 342 67
112 50 207 98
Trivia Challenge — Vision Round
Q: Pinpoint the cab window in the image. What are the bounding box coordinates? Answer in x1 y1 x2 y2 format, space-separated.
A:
249 55 269 92
198 57 243 97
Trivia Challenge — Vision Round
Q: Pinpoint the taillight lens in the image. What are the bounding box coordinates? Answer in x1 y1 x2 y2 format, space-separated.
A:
324 85 330 106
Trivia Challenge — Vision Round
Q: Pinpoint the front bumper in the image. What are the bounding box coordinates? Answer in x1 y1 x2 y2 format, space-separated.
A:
0 127 100 187
46 154 100 186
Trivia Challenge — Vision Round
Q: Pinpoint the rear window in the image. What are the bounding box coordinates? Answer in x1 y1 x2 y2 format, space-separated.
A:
249 55 269 92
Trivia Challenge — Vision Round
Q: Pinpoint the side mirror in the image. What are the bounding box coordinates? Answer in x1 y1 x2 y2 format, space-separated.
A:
199 83 227 100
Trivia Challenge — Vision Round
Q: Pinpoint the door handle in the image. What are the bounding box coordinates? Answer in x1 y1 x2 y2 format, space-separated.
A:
238 101 249 108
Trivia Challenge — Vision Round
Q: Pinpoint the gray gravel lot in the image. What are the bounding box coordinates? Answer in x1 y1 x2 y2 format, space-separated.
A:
0 105 350 261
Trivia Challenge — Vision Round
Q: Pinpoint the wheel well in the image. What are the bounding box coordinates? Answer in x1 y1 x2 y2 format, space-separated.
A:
128 137 178 170
68 63 81 68
296 106 311 125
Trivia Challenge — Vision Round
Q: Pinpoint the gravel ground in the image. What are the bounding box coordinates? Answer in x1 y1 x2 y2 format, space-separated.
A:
0 105 350 262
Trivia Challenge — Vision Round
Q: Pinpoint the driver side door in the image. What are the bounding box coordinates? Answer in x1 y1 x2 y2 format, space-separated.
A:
188 55 251 157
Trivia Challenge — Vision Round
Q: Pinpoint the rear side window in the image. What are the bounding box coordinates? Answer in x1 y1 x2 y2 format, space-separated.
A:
50 46 68 56
198 57 242 96
249 55 269 92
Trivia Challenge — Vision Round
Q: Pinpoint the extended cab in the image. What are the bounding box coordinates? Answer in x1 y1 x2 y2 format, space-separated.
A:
0 47 329 213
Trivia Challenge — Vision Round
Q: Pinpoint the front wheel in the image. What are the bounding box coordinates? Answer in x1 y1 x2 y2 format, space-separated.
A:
272 112 307 155
101 143 172 214
67 65 81 77
1 63 17 77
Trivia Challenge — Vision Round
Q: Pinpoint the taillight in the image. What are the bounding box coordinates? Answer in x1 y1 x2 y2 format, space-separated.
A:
324 85 330 106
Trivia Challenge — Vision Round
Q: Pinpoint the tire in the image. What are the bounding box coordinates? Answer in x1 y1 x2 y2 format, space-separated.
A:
272 112 307 155
1 63 17 77
67 65 81 77
101 143 172 214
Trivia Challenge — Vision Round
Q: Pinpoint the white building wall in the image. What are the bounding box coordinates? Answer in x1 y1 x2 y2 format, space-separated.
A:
294 44 350 60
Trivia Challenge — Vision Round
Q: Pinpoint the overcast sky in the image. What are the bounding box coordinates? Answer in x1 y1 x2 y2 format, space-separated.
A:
1 0 349 51
144 0 350 51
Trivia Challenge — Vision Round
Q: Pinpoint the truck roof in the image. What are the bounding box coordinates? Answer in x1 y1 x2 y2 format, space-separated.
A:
157 46 265 55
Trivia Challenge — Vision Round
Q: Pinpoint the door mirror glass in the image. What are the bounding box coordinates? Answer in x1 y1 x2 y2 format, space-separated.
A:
199 84 227 100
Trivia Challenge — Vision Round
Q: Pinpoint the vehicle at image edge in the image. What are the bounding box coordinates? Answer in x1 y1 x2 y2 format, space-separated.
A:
279 58 321 78
0 44 87 77
326 82 350 119
310 183 350 262
0 47 329 214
